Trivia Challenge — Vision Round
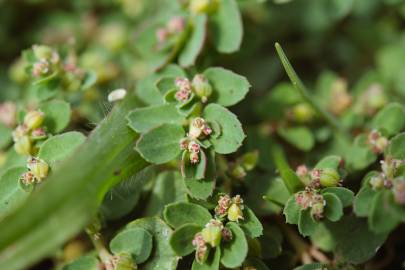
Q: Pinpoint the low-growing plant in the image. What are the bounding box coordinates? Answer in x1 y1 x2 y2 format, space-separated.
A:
1 0 405 270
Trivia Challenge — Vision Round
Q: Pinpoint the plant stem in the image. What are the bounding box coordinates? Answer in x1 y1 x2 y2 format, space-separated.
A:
275 43 347 135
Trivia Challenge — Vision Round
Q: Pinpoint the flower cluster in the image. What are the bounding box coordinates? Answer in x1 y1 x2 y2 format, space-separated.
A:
296 165 342 188
20 157 49 186
295 188 326 220
367 130 389 154
215 194 244 222
156 16 186 47
175 74 213 104
192 219 232 264
369 157 405 204
12 110 47 156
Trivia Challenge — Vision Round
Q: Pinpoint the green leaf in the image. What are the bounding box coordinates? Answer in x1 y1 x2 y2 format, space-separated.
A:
369 190 400 233
136 123 185 164
127 104 185 133
298 209 318 236
220 222 248 268
126 217 178 270
0 167 32 221
39 99 71 133
240 207 263 238
211 0 243 53
38 132 86 169
203 67 250 107
321 187 353 207
0 93 148 270
277 126 314 151
136 65 186 105
387 132 405 159
353 172 379 217
315 155 342 171
323 192 343 222
326 215 388 264
110 228 153 264
179 15 207 67
346 134 376 171
243 257 270 270
81 71 97 91
163 202 211 228
203 104 245 154
283 195 301 224
62 254 99 270
182 150 207 180
372 103 405 136
169 223 202 256
192 247 221 270
0 123 12 150
294 263 323 270
310 223 336 252
183 151 216 200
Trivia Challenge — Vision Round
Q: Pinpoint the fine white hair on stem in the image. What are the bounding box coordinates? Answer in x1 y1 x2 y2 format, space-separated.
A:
108 88 127 102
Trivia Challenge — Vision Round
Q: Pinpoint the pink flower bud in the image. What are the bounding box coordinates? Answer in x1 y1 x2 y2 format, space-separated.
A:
190 152 199 164
167 16 186 34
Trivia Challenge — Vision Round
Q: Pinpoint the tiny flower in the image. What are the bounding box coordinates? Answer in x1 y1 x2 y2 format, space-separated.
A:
192 74 212 102
295 190 312 209
175 77 192 92
202 126 212 136
31 128 47 140
156 28 169 44
367 130 388 154
296 165 311 185
27 157 49 181
369 174 385 190
227 203 244 222
167 16 186 34
175 89 191 102
14 135 32 156
24 110 44 130
221 227 233 242
179 138 189 150
201 219 223 247
108 89 127 102
188 141 200 153
190 151 200 164
32 59 50 77
310 194 326 220
215 194 231 217
393 180 405 205
192 233 208 264
188 118 211 139
20 171 35 186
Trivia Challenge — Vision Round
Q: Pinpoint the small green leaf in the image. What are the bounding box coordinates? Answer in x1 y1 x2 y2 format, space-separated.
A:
163 202 211 228
283 195 301 224
353 172 379 217
220 222 248 268
0 167 32 221
136 124 185 164
127 104 185 133
182 150 207 180
315 156 342 171
240 207 263 238
39 99 71 133
179 15 207 67
243 257 270 270
203 67 250 107
38 132 86 168
323 192 343 222
62 254 99 270
372 103 405 136
211 0 243 53
369 190 400 233
321 187 353 207
0 123 12 150
183 151 216 200
81 71 97 91
126 217 178 270
277 126 314 152
387 132 405 159
346 134 376 171
110 228 153 264
294 263 323 270
298 209 318 236
192 247 221 270
203 104 245 154
169 223 202 256
136 65 186 105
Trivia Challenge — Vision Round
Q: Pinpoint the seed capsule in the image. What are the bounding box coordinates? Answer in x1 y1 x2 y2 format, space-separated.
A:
24 110 44 130
192 74 212 102
318 168 340 187
227 203 244 222
27 157 49 181
14 135 32 156
201 220 223 247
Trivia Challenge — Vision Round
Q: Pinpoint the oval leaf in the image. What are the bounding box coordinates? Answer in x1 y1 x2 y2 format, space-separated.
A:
240 207 263 238
163 202 211 228
322 187 353 208
39 99 71 133
179 15 207 67
220 222 248 268
323 192 343 222
169 223 202 256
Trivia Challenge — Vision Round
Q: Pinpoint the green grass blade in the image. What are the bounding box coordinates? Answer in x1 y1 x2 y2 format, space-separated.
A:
0 93 149 270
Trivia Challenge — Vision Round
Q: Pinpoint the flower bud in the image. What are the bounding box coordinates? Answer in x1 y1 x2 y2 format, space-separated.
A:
201 220 223 247
394 180 405 205
32 60 51 77
318 168 340 187
190 151 200 164
221 227 233 242
14 135 32 156
369 174 384 190
215 194 231 217
20 171 35 186
189 0 217 14
167 16 186 34
188 141 200 153
12 125 28 142
192 233 208 264
192 74 212 103
290 103 315 123
368 130 388 154
27 157 49 181
227 203 244 222
31 128 47 140
295 191 312 209
24 110 44 130
179 138 189 150
310 200 325 220
32 45 53 60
